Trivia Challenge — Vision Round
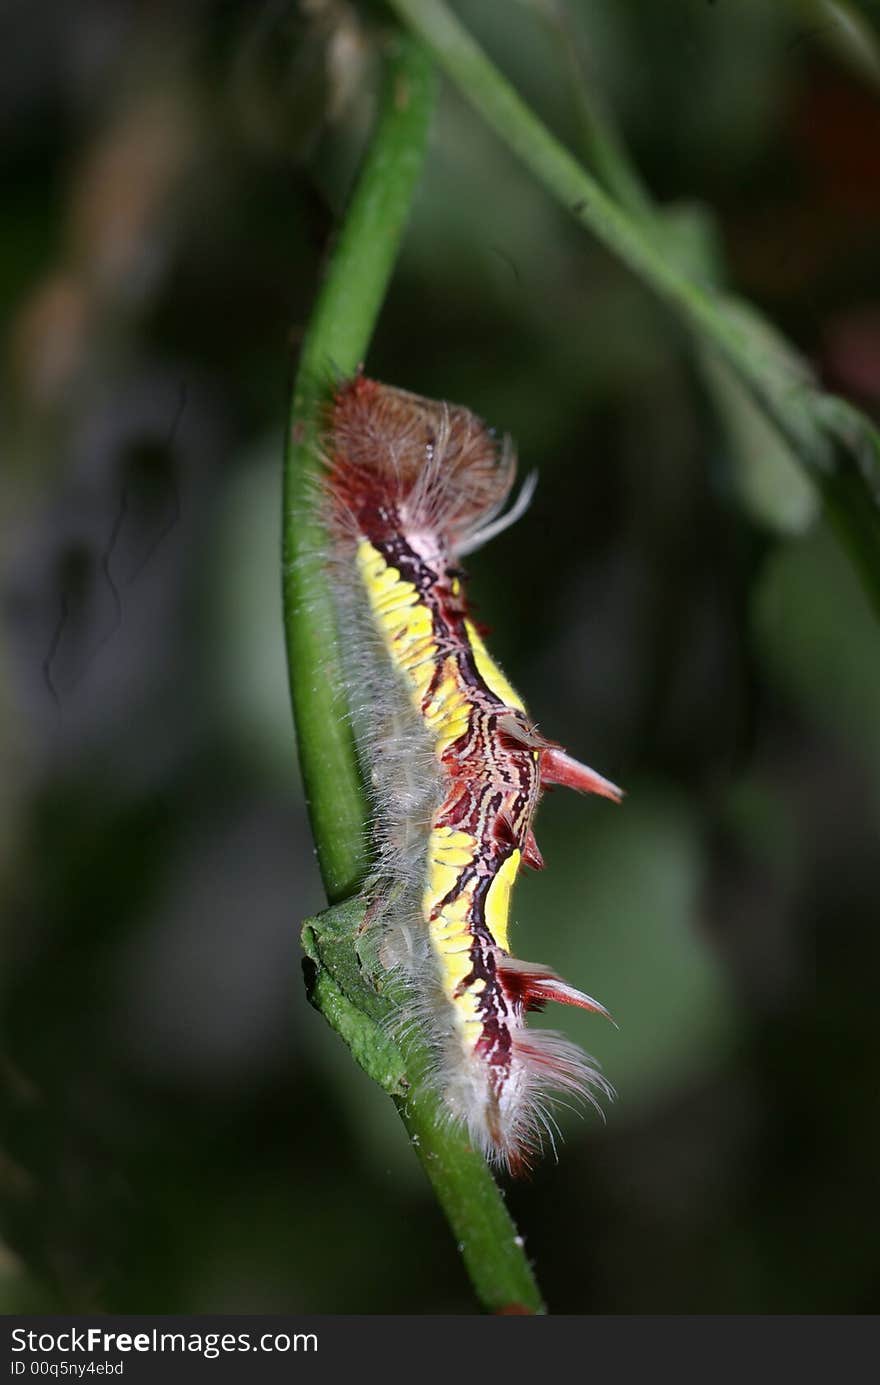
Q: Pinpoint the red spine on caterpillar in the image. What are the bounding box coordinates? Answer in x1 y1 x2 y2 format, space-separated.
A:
321 374 623 1173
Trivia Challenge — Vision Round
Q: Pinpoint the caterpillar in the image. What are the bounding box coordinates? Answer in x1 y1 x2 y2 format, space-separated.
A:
321 374 623 1174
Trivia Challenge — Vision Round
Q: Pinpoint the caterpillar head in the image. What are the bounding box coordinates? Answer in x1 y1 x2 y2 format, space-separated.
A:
326 374 516 552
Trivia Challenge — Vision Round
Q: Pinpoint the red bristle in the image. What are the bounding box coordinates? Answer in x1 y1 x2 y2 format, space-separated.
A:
522 828 544 870
540 746 624 804
498 959 611 1018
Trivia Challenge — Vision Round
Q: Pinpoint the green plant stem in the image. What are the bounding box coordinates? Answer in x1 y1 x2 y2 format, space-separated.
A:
283 36 435 905
385 0 880 616
394 1041 543 1314
283 32 543 1314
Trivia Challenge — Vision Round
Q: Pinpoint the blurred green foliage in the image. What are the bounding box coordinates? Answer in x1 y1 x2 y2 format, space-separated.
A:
1 0 879 1312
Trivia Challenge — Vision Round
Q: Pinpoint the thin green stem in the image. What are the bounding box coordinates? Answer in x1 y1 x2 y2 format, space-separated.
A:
283 35 436 904
393 1038 543 1314
283 32 543 1314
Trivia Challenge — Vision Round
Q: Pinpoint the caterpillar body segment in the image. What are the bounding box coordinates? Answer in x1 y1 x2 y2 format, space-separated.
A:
322 375 621 1172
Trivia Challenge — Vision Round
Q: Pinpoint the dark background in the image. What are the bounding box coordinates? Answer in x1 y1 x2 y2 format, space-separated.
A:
2 0 879 1313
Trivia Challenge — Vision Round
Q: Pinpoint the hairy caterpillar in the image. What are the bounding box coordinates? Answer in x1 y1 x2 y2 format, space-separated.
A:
321 375 622 1173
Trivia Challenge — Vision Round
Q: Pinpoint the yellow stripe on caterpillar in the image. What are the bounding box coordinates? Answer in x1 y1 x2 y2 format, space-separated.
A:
463 619 526 713
358 539 436 702
425 826 477 909
483 848 520 954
